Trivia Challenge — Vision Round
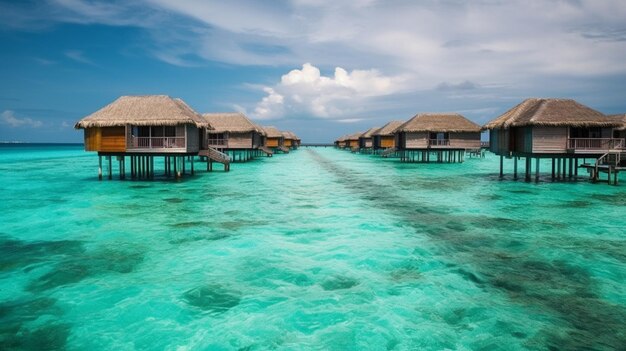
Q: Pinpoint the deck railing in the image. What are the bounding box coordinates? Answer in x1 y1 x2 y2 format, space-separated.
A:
568 138 625 150
429 139 450 146
131 136 186 149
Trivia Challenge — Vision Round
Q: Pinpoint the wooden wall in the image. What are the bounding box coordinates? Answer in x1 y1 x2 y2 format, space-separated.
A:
101 127 126 152
489 129 509 155
84 128 101 151
252 132 264 148
532 127 568 153
227 132 253 149
267 138 279 147
449 132 481 149
284 139 293 147
404 132 429 149
185 125 199 152
380 136 395 148
360 138 372 148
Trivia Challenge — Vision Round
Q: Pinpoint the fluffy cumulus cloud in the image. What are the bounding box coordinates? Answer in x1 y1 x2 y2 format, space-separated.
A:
254 63 404 119
1 110 43 128
6 0 626 79
2 0 626 127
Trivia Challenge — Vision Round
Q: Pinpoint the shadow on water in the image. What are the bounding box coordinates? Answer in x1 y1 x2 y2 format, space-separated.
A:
182 284 241 314
17 244 145 293
0 297 70 351
0 235 84 272
306 149 626 350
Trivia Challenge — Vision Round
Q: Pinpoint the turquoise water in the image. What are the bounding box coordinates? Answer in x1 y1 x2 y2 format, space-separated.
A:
1 144 625 350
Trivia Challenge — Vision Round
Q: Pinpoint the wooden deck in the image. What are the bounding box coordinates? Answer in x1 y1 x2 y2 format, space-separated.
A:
199 147 231 172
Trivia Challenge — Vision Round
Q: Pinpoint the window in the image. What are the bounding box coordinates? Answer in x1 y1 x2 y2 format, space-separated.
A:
570 127 601 138
429 132 449 140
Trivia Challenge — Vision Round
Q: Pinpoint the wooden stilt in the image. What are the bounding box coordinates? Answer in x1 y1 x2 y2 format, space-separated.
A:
499 156 504 178
562 158 566 178
174 157 178 178
568 158 573 178
551 158 555 179
513 157 518 180
556 158 561 179
525 157 531 182
535 157 540 182
119 157 123 180
108 156 113 180
98 156 103 180
574 158 579 176
191 157 194 175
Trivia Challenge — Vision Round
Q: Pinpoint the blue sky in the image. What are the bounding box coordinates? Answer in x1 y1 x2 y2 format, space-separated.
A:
1 0 626 143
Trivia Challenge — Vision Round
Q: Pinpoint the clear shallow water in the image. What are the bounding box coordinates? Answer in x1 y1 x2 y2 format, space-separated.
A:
1 144 625 350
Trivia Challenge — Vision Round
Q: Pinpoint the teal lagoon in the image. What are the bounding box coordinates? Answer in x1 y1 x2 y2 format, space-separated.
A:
1 144 625 350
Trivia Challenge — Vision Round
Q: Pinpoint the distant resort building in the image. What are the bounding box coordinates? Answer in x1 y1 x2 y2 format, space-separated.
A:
334 135 347 148
372 120 403 155
484 98 623 182
263 126 289 153
394 113 481 163
358 127 379 153
345 133 362 151
202 112 270 162
75 95 209 179
282 131 300 150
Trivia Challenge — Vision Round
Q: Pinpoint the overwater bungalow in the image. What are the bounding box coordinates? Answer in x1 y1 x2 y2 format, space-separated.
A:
293 134 302 148
394 113 481 163
282 131 299 150
345 133 362 152
202 112 270 162
358 127 379 153
372 120 403 155
335 135 347 148
75 95 209 180
484 98 623 182
262 126 289 153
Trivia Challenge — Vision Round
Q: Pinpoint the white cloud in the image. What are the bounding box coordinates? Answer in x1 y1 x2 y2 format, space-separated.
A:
6 0 626 80
253 63 404 120
64 50 95 65
1 110 43 128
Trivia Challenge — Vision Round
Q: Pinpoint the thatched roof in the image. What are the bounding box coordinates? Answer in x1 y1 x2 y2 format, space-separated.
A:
360 127 379 139
251 123 268 136
608 114 626 131
75 95 209 129
202 112 263 134
282 131 297 140
262 126 283 138
345 132 363 141
373 120 404 136
336 135 347 142
395 113 481 133
483 98 617 130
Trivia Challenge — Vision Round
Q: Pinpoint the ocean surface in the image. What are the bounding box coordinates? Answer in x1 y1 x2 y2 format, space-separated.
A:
1 144 625 351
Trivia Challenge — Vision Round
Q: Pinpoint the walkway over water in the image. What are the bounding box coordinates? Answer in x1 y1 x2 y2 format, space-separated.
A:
0 144 625 350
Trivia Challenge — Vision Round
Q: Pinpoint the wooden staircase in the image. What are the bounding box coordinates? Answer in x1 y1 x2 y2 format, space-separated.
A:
381 147 397 158
581 150 625 185
199 147 231 171
278 145 290 153
259 146 274 157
